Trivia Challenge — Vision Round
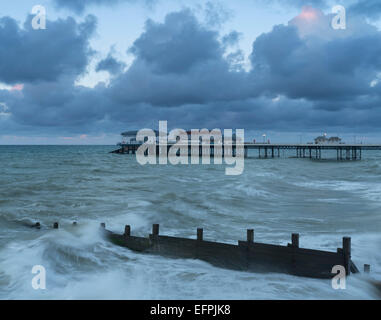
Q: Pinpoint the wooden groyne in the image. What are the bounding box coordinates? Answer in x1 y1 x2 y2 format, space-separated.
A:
100 223 363 279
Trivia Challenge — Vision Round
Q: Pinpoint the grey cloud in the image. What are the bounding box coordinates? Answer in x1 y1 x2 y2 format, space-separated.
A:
96 53 126 75
2 79 118 138
350 0 381 20
110 10 253 107
250 14 381 101
3 7 381 138
0 15 96 84
129 10 223 75
222 31 242 48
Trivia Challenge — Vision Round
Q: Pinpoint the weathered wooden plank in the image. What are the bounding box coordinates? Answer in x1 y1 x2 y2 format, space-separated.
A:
101 226 361 279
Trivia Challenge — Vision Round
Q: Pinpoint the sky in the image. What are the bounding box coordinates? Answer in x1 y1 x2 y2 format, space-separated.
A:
1 0 381 144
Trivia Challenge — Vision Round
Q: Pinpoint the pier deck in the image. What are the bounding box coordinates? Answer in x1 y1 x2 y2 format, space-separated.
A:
111 143 381 160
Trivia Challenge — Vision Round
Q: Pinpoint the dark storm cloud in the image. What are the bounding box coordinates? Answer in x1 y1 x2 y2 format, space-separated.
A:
128 10 222 75
111 9 252 107
96 53 126 75
4 77 110 128
250 12 381 102
3 7 381 137
103 8 381 132
0 15 96 84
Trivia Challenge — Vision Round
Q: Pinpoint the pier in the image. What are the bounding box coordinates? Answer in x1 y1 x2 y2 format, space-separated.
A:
101 223 363 279
111 143 381 161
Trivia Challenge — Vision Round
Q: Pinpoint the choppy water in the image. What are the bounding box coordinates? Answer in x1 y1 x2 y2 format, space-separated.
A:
0 145 380 299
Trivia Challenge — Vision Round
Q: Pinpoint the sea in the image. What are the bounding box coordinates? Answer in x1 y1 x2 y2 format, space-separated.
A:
0 145 380 299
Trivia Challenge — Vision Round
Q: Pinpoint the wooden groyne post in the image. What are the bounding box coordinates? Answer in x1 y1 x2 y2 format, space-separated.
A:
152 224 159 237
124 225 131 237
343 237 351 275
197 228 203 241
291 233 299 248
247 229 254 243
